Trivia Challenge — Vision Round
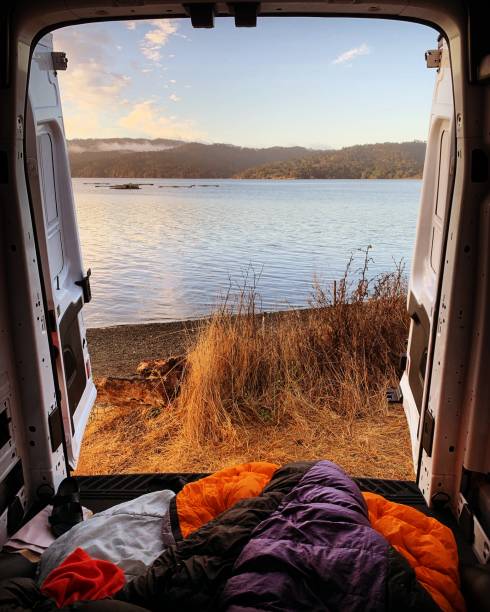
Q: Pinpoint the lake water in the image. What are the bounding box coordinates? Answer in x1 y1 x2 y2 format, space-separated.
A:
74 178 420 328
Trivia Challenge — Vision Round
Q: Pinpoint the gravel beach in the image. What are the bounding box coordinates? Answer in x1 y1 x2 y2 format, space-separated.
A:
86 320 201 378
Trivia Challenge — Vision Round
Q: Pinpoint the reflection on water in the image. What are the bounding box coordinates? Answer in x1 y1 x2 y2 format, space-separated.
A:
74 178 420 328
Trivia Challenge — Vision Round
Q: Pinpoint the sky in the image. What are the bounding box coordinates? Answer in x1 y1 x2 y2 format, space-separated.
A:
53 17 437 149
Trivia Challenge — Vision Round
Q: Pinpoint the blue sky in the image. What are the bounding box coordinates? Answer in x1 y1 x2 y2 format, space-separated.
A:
54 17 437 148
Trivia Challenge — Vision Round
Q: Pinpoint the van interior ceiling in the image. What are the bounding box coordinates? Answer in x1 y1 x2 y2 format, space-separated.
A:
0 0 489 609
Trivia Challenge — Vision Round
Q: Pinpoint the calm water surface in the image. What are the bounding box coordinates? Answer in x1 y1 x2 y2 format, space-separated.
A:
74 178 420 328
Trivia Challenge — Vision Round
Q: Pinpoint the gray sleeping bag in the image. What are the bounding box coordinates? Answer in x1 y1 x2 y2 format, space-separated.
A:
38 489 175 584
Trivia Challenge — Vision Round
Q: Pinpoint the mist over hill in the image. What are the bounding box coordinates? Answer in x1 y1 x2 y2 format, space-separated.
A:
68 138 184 154
67 139 426 179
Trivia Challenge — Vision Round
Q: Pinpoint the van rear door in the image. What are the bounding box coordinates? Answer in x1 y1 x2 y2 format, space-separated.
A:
400 39 455 472
25 34 96 469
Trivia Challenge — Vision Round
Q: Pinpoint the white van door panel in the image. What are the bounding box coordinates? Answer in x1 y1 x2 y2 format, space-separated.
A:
38 132 64 280
26 34 95 468
400 40 455 470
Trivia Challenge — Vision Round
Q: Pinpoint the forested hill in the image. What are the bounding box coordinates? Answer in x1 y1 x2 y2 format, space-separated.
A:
67 139 426 179
68 140 322 179
236 141 426 179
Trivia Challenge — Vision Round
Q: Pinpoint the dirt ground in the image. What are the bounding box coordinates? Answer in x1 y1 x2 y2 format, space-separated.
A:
79 311 414 480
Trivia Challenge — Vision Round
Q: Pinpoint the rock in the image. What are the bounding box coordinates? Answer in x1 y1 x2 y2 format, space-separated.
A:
96 377 165 406
136 356 183 377
136 356 187 401
94 356 187 408
109 183 141 190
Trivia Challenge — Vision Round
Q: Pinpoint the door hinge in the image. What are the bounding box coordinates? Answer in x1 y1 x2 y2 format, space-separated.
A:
51 51 68 72
421 410 435 456
387 386 403 404
75 269 92 304
425 49 442 69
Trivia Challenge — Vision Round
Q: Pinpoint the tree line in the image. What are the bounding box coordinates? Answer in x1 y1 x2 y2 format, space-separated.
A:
68 140 426 179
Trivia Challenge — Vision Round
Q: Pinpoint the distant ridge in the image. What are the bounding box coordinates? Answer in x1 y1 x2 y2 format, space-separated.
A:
67 139 425 179
236 141 426 180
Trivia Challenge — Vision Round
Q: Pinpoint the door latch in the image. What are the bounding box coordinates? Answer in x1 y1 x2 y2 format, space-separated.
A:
51 52 68 72
75 269 92 304
425 49 442 69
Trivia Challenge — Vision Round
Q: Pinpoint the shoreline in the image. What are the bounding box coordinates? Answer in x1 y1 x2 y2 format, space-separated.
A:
75 176 422 181
87 319 202 378
86 309 312 378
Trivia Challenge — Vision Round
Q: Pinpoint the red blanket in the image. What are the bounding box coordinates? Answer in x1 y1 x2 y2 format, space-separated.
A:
41 547 125 607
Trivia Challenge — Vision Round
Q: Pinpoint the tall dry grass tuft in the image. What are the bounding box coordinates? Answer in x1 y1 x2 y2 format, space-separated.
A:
177 248 408 446
76 249 413 477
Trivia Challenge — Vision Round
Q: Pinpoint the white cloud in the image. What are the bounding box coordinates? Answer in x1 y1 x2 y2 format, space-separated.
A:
332 43 371 65
126 21 136 30
53 27 132 137
140 20 177 62
51 23 197 140
54 26 112 63
169 79 176 84
59 64 131 137
119 100 205 140
61 63 130 107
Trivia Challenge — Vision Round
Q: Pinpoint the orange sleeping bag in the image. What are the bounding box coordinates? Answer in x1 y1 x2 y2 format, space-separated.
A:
364 492 465 612
177 461 279 538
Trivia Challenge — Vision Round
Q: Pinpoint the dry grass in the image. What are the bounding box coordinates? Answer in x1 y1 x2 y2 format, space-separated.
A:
76 250 414 479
